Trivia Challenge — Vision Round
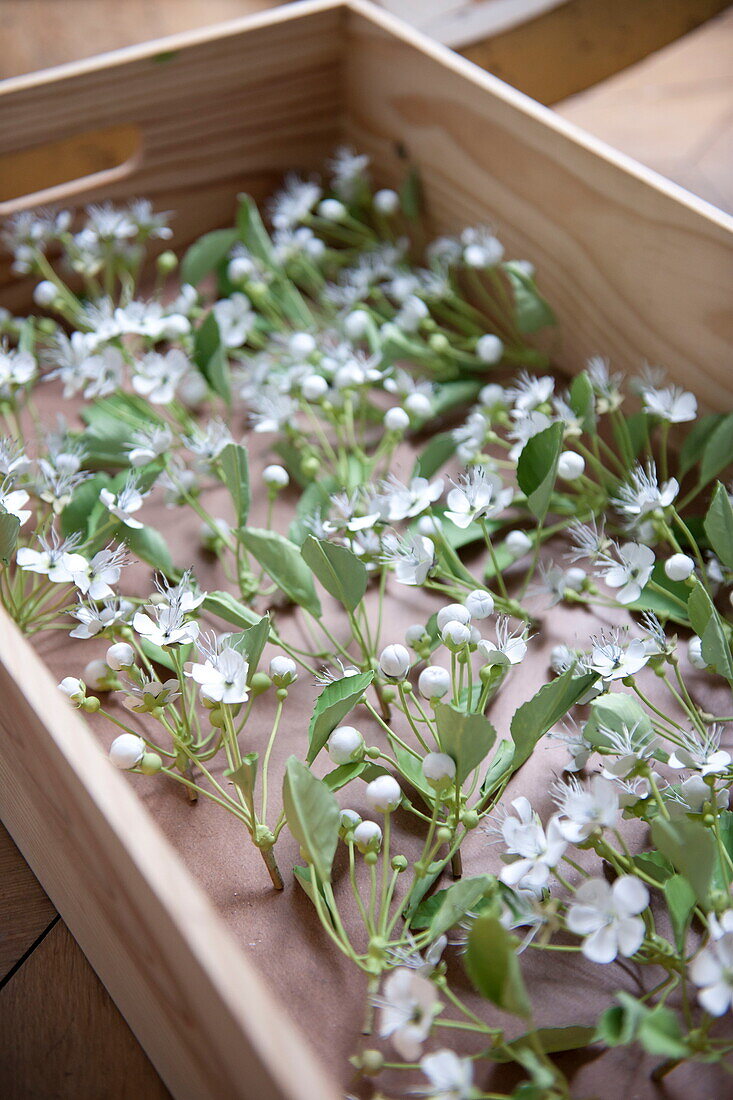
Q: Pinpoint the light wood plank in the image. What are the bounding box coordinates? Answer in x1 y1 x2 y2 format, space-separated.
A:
0 920 171 1100
0 823 56 981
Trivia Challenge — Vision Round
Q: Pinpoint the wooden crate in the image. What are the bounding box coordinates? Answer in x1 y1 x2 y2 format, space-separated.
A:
0 3 731 1098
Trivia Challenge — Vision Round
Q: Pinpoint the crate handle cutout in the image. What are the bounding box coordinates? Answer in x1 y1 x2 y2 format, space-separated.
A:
0 123 142 215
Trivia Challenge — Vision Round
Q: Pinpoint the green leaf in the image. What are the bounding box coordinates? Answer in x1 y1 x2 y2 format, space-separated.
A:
489 1025 597 1062
594 993 647 1047
0 511 20 564
81 393 164 469
480 739 516 798
288 477 336 545
651 816 716 906
516 421 564 520
282 757 340 883
699 412 733 488
293 865 336 928
638 1005 688 1059
193 312 231 403
225 752 258 813
430 380 483 418
569 373 596 434
679 414 724 478
433 703 496 784
122 524 175 576
465 913 531 1018
504 262 556 334
412 431 456 479
687 581 733 683
704 482 733 569
631 850 674 885
236 194 313 326
61 473 110 541
510 668 597 771
423 874 495 938
181 228 239 286
307 671 373 764
218 442 250 529
140 637 191 673
228 614 270 678
301 535 367 612
202 590 262 630
664 874 696 952
240 528 321 617
585 693 653 750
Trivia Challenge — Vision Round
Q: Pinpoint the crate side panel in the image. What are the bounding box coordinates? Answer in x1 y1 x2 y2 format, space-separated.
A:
0 7 345 313
344 8 733 410
0 609 341 1100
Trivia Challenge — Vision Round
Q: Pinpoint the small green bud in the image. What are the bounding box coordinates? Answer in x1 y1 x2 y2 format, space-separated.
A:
365 745 381 759
156 250 178 274
436 826 453 845
703 812 716 827
461 810 480 830
391 854 408 872
139 752 163 775
364 850 379 866
381 686 396 704
37 317 57 335
359 1050 384 1076
276 687 289 701
250 672 272 696
300 455 320 478
82 696 100 713
428 333 449 353
209 707 226 729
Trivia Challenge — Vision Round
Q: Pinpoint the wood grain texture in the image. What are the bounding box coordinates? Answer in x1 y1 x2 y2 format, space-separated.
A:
0 605 340 1100
0 823 56 981
344 0 733 410
557 7 733 216
0 920 171 1100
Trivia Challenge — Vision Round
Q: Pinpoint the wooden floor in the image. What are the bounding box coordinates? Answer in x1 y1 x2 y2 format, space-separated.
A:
0 2 731 1097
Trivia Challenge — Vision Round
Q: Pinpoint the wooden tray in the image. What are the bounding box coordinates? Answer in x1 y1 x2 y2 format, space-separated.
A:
0 3 731 1098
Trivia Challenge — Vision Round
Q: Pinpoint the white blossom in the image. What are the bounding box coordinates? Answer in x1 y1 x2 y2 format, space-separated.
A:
186 636 249 704
416 1049 473 1100
567 875 648 963
497 797 567 893
376 968 439 1061
445 467 512 529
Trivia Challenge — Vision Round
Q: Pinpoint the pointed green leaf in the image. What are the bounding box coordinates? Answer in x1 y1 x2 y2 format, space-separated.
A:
412 431 456 479
240 527 321 617
301 535 367 612
228 614 270 678
699 412 733 488
651 816 716 905
122 524 174 576
434 703 496 784
181 228 239 286
663 874 696 952
704 482 733 569
569 373 596 434
225 752 258 814
688 581 733 683
0 511 21 564
504 262 556 334
423 874 495 938
282 757 340 883
466 913 531 1018
193 312 231 403
307 671 373 764
638 1005 688 1059
510 668 597 771
203 590 262 630
219 442 250 528
517 421 564 520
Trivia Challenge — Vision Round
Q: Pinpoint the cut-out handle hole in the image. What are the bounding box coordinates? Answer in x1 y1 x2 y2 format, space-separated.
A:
0 124 142 215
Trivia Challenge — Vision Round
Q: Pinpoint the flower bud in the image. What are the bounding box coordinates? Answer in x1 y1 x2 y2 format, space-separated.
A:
339 809 361 838
384 406 409 433
300 455 321 478
250 671 272 696
405 623 428 649
373 188 400 215
505 530 532 558
344 309 371 339
391 854 408 872
479 383 505 407
317 198 347 222
379 643 410 681
301 373 328 401
106 642 135 671
227 255 255 283
422 752 456 790
83 658 117 692
33 280 58 308
418 665 450 700
688 636 707 670
139 752 163 775
465 589 494 619
436 603 471 631
156 250 178 275
441 620 471 650
288 331 316 359
404 392 431 419
475 334 504 364
58 676 85 704
557 451 585 481
417 514 441 537
269 655 297 686
365 775 402 813
263 464 289 490
564 567 586 591
327 725 365 765
665 553 694 582
109 733 146 770
353 820 382 853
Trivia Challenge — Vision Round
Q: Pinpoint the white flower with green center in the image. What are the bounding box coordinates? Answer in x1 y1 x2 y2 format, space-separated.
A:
186 638 249 705
566 875 648 963
641 384 697 423
381 531 435 586
376 967 439 1061
587 631 650 681
417 1049 474 1100
445 467 512 529
99 475 147 529
552 774 619 842
598 541 655 604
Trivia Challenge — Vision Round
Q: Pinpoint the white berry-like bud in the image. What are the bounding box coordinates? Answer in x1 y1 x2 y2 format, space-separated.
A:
227 255 256 283
353 820 382 853
106 642 135 671
441 620 471 649
422 752 456 789
33 280 58 308
318 198 347 222
475 334 504 364
269 655 297 686
379 643 411 681
339 809 361 837
109 733 146 770
84 659 114 691
384 406 410 433
344 309 371 339
418 665 451 700
327 725 365 765
301 373 328 401
564 567 586 591
405 392 432 419
665 553 694 582
373 188 400 214
365 775 402 813
405 623 428 648
479 383 505 407
58 676 85 704
437 604 471 631
557 451 585 481
465 590 494 619
688 636 707 670
417 515 441 537
334 362 364 389
288 331 316 359
263 464 289 489
505 530 532 558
